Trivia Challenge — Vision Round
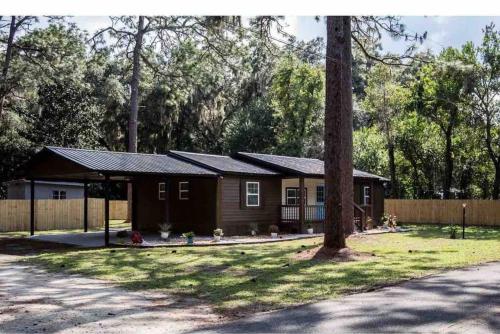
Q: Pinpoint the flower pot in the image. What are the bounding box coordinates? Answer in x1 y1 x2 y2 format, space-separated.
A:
307 228 314 234
251 230 256 236
186 236 194 245
213 235 221 242
270 232 278 239
161 231 170 240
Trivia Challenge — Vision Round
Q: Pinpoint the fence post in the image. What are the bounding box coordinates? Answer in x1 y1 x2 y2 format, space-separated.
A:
83 182 88 232
30 180 35 236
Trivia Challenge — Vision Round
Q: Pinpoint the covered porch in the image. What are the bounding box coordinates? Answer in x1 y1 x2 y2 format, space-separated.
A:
278 177 368 233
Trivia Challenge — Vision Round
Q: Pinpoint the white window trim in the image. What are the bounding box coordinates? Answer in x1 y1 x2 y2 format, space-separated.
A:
158 182 166 200
246 181 260 207
316 185 325 204
179 181 189 200
52 190 66 200
286 188 298 205
363 186 371 205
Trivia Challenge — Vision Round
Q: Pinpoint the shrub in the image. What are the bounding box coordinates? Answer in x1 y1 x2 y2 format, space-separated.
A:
449 225 458 239
307 223 313 229
213 228 224 237
382 213 397 228
158 223 172 232
182 231 195 238
269 224 279 234
249 222 259 233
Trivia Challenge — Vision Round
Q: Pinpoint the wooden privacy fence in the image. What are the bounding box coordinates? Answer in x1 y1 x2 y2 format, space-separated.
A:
385 199 500 226
0 199 128 232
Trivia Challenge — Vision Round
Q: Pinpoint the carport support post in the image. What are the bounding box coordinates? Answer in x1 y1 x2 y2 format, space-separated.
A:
131 179 138 231
299 177 305 233
164 178 170 225
104 175 110 247
83 181 88 232
30 179 35 236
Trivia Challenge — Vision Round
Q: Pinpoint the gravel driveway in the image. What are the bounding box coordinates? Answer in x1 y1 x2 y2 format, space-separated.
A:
0 254 220 334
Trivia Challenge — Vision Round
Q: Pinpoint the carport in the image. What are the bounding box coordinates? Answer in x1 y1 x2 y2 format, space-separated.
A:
23 146 217 246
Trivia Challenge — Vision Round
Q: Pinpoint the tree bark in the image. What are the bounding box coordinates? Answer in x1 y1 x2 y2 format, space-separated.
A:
443 126 453 199
493 164 500 200
324 16 354 249
127 16 145 226
128 16 145 153
388 141 397 198
0 16 17 116
484 115 500 199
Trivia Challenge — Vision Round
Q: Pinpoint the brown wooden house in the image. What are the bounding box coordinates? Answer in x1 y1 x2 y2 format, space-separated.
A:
24 146 389 245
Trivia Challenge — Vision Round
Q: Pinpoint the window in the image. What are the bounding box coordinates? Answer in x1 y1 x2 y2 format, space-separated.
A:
52 190 66 200
158 183 166 200
316 185 325 203
285 187 307 205
246 182 260 207
363 186 371 205
179 182 189 200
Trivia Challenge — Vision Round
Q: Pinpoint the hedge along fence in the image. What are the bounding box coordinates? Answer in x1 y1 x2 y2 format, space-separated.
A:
0 199 128 232
385 199 500 227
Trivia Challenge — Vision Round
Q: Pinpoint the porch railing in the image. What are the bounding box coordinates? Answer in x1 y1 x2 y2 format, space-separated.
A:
280 203 367 232
280 205 325 222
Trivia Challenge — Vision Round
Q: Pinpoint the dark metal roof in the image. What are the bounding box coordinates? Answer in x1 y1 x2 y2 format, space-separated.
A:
45 147 218 176
169 151 279 176
236 152 390 181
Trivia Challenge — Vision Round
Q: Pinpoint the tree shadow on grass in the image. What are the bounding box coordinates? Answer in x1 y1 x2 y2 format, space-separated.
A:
401 224 500 240
189 262 500 333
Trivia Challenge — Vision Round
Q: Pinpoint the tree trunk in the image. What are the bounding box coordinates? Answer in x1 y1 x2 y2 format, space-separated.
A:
127 16 145 226
388 141 397 198
0 16 17 116
324 16 354 249
128 16 145 153
493 164 500 200
443 127 453 199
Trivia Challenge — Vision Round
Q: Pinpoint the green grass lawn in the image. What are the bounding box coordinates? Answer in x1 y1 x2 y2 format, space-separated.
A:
28 225 500 315
1 220 129 238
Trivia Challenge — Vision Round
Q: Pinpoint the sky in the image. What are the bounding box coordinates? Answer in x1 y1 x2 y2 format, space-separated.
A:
289 16 500 54
68 16 500 55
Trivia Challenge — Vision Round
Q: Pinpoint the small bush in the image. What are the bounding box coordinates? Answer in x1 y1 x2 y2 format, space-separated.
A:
382 213 397 228
158 223 172 232
182 231 195 238
269 224 279 234
249 223 259 233
449 225 458 239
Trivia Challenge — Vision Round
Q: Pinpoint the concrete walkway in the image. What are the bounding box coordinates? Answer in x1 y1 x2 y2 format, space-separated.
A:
29 231 325 248
193 262 500 333
30 231 118 248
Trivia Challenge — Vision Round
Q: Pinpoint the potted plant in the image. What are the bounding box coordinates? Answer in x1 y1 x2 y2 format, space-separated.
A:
158 223 171 240
213 228 223 242
182 231 195 245
249 223 259 236
387 215 397 232
269 224 279 238
366 216 374 230
306 223 314 234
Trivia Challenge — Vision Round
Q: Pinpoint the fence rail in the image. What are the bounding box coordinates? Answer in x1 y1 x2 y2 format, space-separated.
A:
385 199 500 226
0 199 128 232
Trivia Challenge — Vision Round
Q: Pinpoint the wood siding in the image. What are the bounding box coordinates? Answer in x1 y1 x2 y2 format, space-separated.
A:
134 175 217 235
354 179 385 224
219 176 282 235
